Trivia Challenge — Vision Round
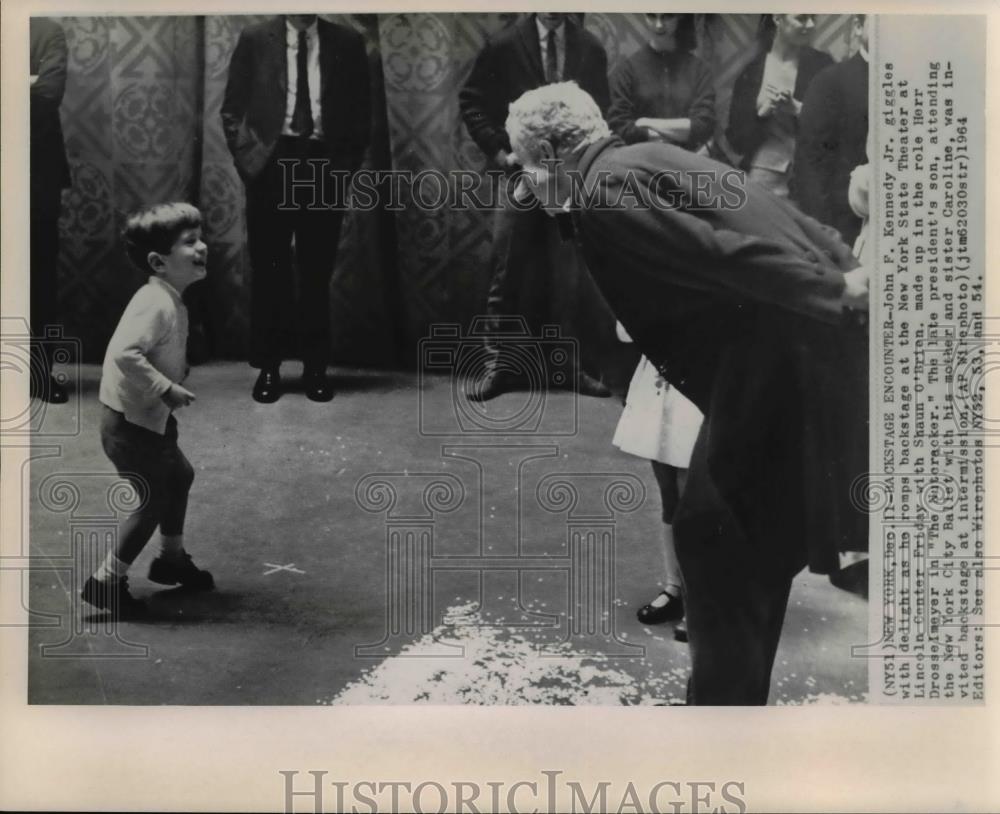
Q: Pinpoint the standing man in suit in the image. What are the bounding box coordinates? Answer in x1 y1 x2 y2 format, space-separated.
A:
460 12 612 401
506 83 869 704
221 15 371 403
30 17 71 403
793 15 870 245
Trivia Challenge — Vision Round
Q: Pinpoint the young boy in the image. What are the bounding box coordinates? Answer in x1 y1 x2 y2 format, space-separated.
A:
83 202 214 617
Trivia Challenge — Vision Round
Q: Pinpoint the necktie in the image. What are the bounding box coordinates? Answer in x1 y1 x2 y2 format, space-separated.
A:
291 29 314 138
545 29 558 83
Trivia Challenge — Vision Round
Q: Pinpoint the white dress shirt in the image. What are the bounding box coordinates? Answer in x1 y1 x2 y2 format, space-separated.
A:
282 18 324 140
536 18 566 82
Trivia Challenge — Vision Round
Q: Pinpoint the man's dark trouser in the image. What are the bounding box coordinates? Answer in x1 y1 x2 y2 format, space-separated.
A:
481 187 586 373
673 425 804 705
100 408 194 564
30 178 62 376
245 136 344 371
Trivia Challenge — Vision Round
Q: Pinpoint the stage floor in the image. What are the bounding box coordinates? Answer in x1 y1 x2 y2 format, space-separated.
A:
26 362 868 705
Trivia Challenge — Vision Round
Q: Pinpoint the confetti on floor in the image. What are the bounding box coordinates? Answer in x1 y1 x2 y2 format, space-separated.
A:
775 691 869 705
328 603 688 705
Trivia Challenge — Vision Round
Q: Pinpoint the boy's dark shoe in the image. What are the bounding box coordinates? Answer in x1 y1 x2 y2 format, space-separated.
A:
81 576 147 618
148 552 215 590
252 367 282 403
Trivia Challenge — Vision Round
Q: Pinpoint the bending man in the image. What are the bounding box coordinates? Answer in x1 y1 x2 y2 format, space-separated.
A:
506 82 869 704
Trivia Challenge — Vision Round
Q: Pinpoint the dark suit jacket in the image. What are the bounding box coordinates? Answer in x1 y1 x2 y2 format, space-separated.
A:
459 14 610 164
725 46 834 170
573 137 867 573
221 16 371 180
793 53 869 245
30 17 71 209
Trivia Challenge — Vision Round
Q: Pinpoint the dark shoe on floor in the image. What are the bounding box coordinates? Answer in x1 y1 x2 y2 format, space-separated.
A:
466 370 510 402
636 590 684 625
304 369 334 402
81 576 147 618
575 370 611 398
148 553 215 590
31 374 69 404
829 559 869 599
252 367 282 403
673 618 688 643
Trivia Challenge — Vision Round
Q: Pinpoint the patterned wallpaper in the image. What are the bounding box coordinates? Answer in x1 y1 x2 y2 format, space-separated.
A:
48 13 856 365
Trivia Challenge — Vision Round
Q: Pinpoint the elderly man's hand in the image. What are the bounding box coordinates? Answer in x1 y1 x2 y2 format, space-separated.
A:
842 266 870 312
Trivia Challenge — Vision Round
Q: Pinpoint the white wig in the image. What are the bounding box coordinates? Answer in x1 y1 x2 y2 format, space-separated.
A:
505 81 611 164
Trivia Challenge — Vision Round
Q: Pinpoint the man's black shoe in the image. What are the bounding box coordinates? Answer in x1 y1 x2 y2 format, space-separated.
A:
466 371 511 402
574 370 611 398
304 369 334 402
829 559 869 598
252 368 282 403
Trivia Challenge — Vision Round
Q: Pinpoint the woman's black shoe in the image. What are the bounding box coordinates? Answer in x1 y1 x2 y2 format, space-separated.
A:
636 590 684 625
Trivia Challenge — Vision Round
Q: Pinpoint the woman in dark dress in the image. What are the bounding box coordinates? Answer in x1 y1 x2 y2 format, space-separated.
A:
726 14 833 198
607 13 716 151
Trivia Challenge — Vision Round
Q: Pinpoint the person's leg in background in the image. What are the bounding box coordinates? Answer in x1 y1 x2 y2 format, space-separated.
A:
636 462 688 639
545 217 611 397
246 150 296 403
29 179 67 403
466 184 546 401
294 191 344 402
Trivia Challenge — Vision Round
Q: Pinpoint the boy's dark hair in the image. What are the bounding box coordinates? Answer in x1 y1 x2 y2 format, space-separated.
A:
122 202 202 272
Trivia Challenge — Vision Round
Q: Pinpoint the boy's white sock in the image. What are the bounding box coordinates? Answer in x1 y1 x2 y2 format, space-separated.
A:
158 534 185 562
93 552 130 584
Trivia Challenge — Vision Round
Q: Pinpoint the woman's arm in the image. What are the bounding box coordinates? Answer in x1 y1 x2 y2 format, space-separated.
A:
607 59 648 144
684 57 717 149
637 117 691 144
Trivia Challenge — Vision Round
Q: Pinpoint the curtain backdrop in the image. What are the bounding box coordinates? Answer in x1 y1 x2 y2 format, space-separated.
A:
50 13 857 365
